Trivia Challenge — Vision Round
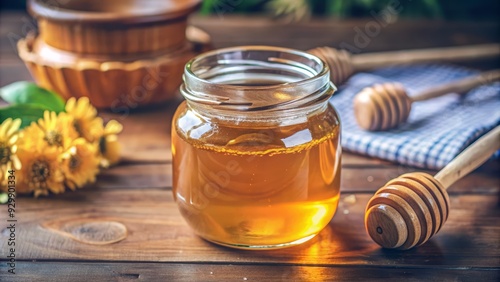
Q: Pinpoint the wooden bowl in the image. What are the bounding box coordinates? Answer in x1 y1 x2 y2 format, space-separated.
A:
28 0 201 55
17 29 211 109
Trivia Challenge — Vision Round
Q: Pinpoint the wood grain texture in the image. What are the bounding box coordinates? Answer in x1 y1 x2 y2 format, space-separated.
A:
435 126 500 189
412 70 500 102
365 173 450 250
2 13 500 56
351 44 500 71
96 93 500 171
365 127 500 250
353 82 412 131
94 162 499 195
188 15 500 52
0 191 498 268
0 11 499 280
1 262 499 282
37 18 187 55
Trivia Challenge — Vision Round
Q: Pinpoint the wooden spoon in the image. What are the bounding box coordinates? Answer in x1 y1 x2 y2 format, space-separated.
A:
352 69 500 131
364 126 500 250
308 44 500 86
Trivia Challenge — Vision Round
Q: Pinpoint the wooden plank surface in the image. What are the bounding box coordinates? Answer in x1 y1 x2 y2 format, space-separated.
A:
95 162 499 194
188 15 500 51
1 191 499 267
2 262 498 282
0 11 499 281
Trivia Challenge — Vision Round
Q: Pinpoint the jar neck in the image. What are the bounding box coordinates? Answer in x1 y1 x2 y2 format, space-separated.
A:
180 46 336 124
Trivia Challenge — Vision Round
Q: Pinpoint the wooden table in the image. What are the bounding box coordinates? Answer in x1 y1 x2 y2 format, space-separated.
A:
1 12 499 281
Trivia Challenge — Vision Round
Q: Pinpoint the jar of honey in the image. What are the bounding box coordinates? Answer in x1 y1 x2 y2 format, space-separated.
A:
172 46 341 249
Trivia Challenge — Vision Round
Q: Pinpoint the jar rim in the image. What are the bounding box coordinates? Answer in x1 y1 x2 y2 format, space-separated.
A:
185 45 329 89
181 45 336 113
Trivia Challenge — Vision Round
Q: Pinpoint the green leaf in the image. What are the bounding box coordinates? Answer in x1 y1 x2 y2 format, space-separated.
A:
0 104 47 128
0 193 7 204
0 82 65 113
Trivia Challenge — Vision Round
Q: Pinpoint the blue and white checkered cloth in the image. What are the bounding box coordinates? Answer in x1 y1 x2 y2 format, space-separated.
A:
329 64 500 170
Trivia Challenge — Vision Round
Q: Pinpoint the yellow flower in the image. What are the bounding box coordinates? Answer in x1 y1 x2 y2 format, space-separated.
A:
0 118 22 187
61 138 100 190
98 120 123 168
34 111 78 150
16 142 64 197
65 97 103 142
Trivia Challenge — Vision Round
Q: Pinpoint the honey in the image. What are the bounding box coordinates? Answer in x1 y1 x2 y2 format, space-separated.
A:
172 46 341 249
173 101 341 248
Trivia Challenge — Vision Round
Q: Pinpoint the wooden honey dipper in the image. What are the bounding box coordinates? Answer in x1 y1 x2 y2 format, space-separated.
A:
353 69 500 131
365 125 500 250
308 44 500 86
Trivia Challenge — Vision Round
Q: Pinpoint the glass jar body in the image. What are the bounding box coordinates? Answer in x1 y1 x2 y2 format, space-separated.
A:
172 101 341 249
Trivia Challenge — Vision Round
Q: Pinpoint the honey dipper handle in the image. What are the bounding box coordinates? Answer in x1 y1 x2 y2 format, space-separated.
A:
351 44 500 71
411 69 500 102
435 126 500 189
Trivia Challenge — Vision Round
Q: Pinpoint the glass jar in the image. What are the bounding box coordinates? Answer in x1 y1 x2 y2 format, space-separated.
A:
172 46 341 249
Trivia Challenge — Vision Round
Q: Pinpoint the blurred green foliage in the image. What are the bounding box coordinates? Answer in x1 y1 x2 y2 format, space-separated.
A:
200 0 499 20
1 0 498 21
